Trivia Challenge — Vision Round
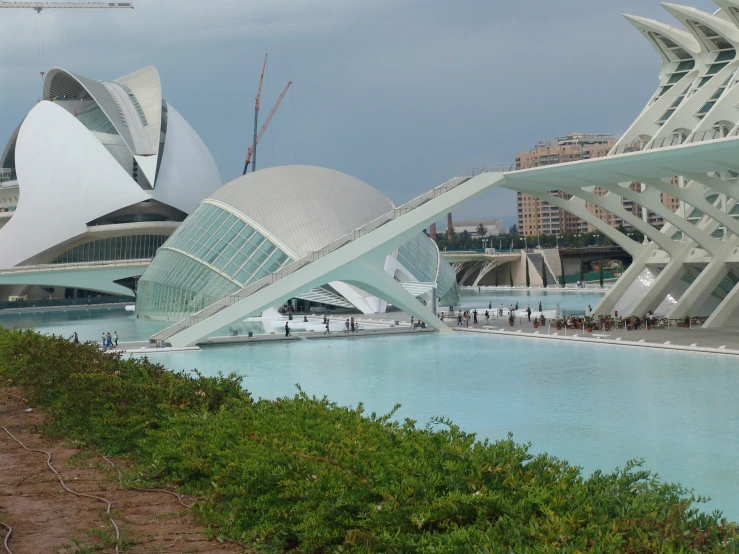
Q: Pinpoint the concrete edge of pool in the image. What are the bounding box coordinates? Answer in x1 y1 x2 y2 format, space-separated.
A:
457 327 739 357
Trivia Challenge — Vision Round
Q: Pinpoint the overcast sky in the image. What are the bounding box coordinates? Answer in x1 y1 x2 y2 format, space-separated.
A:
0 0 721 223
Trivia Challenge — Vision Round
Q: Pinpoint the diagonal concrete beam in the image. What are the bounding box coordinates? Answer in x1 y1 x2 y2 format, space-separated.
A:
627 244 694 316
594 241 661 316
666 237 739 319
681 172 739 203
573 187 679 255
599 182 720 255
510 186 644 257
703 272 739 328
641 178 739 237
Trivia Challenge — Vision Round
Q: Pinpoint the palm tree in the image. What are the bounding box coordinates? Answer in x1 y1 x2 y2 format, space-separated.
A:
476 223 488 238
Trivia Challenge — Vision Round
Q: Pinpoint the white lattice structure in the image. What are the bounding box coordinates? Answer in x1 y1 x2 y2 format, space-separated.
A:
149 1 739 346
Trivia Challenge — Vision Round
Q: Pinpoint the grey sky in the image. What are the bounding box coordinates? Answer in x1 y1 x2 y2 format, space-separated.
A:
0 0 721 224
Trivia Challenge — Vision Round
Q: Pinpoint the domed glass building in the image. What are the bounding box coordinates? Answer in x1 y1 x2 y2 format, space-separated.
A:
136 165 458 319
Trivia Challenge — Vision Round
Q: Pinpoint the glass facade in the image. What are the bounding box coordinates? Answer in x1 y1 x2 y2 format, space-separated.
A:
436 253 460 307
397 233 439 283
135 249 241 318
137 203 461 320
136 202 292 319
52 235 168 264
76 104 119 135
397 233 459 307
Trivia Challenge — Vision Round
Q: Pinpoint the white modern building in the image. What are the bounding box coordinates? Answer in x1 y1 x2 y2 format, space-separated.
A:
446 219 504 237
136 165 459 320
147 1 739 347
0 66 221 299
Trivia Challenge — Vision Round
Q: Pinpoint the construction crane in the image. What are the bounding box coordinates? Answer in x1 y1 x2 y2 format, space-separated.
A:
243 81 292 175
249 54 268 175
0 2 133 12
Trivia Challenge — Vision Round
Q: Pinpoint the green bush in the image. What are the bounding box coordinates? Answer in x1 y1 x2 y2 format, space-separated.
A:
1 328 737 553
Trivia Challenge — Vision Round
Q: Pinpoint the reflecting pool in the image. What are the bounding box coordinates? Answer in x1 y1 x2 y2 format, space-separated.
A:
458 288 606 314
153 333 739 520
1 292 737 521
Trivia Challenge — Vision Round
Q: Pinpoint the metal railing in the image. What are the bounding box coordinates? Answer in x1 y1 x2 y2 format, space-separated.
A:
686 129 723 144
150 169 507 344
0 295 132 311
609 143 646 156
612 129 726 156
0 259 151 275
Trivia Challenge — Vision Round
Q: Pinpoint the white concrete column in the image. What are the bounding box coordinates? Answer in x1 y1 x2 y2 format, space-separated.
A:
594 241 660 315
572 188 678 255
458 262 483 287
681 172 739 203
642 179 739 236
703 278 739 328
627 244 693 316
472 261 498 287
665 238 739 319
342 259 451 333
514 188 643 257
599 183 720 255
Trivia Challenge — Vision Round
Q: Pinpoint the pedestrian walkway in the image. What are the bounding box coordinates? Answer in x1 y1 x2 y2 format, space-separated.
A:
455 321 739 357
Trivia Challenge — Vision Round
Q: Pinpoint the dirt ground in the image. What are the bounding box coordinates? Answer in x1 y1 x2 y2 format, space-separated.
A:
0 386 245 553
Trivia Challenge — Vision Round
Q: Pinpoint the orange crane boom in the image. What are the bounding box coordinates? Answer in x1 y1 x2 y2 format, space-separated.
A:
243 81 292 174
249 54 267 174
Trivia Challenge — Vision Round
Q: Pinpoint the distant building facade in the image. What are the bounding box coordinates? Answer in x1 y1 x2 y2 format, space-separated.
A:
515 133 680 235
445 219 504 237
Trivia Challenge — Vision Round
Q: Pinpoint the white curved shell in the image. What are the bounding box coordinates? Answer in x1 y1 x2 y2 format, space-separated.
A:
0 101 148 269
208 165 394 257
152 104 222 215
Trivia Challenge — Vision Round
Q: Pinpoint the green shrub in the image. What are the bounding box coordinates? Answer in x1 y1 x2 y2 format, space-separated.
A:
1 328 737 553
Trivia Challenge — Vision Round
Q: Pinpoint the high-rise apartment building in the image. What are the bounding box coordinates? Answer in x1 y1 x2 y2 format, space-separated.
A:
515 133 680 235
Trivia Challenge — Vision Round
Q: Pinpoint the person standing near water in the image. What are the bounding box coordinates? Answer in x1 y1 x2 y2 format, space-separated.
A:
324 319 330 335
285 322 290 337
526 306 532 322
539 301 542 312
473 310 478 324
114 331 118 347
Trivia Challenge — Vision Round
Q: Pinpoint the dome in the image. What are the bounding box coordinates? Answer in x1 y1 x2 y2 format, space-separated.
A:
209 166 394 257
136 165 460 320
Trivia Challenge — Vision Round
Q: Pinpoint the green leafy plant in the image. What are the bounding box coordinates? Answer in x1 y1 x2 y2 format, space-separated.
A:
1 329 737 554
539 313 546 326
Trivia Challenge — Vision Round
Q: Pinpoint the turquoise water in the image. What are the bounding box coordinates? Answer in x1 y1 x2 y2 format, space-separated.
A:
2 290 738 520
153 333 739 520
0 308 169 343
458 288 605 314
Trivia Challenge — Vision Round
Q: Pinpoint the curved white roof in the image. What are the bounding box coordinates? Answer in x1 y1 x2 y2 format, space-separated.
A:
209 165 394 257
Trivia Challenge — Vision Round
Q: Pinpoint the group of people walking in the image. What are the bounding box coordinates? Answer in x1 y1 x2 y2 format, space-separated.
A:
100 331 118 349
345 317 360 333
